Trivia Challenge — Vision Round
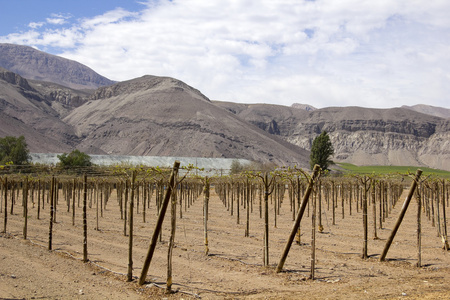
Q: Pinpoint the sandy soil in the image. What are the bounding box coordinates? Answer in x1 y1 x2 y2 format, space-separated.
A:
0 184 449 299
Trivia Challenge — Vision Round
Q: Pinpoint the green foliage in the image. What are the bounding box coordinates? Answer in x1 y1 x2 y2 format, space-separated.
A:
336 163 450 179
229 159 277 175
57 149 92 167
230 159 244 175
310 131 334 171
0 135 31 165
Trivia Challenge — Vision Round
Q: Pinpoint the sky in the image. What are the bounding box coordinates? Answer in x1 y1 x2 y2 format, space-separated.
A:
1 0 449 109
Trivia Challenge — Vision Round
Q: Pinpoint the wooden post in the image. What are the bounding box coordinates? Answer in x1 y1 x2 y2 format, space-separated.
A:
263 173 270 266
167 177 178 293
372 180 378 240
3 177 7 233
48 176 55 250
124 180 128 236
309 187 317 279
37 179 41 220
23 177 28 239
72 178 76 226
139 161 180 286
416 185 422 267
204 177 210 255
380 169 422 261
362 177 369 259
276 165 321 273
96 182 99 231
83 174 88 263
127 170 136 282
245 178 250 237
442 180 449 250
332 181 335 225
318 180 323 233
143 180 147 223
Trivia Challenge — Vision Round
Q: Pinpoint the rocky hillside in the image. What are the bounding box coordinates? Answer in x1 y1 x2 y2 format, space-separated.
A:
214 102 450 171
0 64 310 167
0 43 115 90
0 67 78 152
63 75 310 167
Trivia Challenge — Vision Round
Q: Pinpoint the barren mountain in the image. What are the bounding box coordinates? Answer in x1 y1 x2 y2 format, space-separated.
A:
402 104 450 119
215 102 450 171
64 75 310 167
0 67 78 152
0 43 115 90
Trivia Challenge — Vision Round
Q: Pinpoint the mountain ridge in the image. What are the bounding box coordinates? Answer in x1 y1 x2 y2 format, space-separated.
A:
0 43 115 90
0 43 448 171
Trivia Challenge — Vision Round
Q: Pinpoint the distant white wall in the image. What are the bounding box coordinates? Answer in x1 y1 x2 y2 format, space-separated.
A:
30 153 251 176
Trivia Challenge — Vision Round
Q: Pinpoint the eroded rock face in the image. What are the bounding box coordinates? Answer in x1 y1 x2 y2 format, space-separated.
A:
0 67 33 90
215 103 450 171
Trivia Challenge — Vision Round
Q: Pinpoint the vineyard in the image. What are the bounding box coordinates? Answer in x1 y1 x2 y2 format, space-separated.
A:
0 163 449 299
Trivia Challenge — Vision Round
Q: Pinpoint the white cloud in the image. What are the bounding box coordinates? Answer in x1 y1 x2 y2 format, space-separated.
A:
46 17 66 25
28 22 44 29
46 13 72 25
1 0 450 108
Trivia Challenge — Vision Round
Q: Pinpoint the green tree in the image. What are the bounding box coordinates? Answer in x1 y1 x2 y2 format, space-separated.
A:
0 135 31 165
229 159 244 175
58 149 92 167
310 131 334 171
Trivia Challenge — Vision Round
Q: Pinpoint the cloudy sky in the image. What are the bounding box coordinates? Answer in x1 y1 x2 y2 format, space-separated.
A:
1 0 449 108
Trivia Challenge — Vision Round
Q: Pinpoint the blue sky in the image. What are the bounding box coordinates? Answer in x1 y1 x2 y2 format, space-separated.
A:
1 0 449 109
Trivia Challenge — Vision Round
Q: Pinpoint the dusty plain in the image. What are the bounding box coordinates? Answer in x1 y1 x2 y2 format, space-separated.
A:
0 183 449 299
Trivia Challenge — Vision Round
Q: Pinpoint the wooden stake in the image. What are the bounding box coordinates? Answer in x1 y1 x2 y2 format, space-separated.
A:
48 176 55 250
167 178 178 293
23 177 28 239
127 170 136 282
3 177 7 233
276 165 320 273
380 169 422 261
83 174 88 263
416 186 422 267
204 177 210 255
309 187 317 280
139 161 180 286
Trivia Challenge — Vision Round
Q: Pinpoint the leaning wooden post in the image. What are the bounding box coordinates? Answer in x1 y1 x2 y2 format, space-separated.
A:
139 161 180 286
82 174 88 263
276 165 321 273
380 169 422 261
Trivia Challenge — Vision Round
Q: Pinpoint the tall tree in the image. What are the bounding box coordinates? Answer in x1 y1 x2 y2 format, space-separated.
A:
0 135 31 165
309 131 334 171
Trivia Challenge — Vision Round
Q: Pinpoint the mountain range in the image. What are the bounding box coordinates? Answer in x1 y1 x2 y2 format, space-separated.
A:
0 43 449 171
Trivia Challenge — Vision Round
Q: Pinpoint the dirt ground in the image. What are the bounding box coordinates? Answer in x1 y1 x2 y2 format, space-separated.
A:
0 184 449 299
